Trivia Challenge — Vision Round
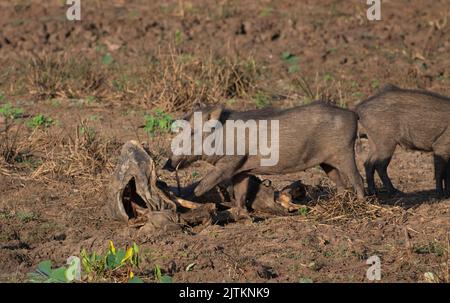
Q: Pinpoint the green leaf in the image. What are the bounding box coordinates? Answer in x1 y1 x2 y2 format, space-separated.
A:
160 275 173 283
106 252 117 269
132 242 140 267
128 276 144 283
0 103 24 119
37 260 52 277
281 51 292 60
299 278 313 283
154 265 162 280
27 272 47 283
50 267 68 283
115 249 126 267
288 65 300 74
102 53 114 66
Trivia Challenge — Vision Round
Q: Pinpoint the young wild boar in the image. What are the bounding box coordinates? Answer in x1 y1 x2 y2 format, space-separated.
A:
164 102 365 210
356 84 450 197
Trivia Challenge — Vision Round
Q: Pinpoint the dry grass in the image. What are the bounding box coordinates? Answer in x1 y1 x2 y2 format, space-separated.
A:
291 74 356 108
305 189 402 222
0 120 121 185
116 48 259 111
20 49 260 111
27 54 106 100
29 121 121 181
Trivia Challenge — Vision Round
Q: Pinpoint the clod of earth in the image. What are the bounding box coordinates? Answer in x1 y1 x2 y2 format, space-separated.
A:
108 140 305 233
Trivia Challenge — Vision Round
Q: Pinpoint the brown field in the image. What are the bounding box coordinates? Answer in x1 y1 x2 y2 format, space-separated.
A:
0 0 449 282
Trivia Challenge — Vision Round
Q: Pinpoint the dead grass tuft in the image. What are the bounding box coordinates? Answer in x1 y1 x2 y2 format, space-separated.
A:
308 190 401 222
112 49 259 111
27 54 106 100
29 121 121 181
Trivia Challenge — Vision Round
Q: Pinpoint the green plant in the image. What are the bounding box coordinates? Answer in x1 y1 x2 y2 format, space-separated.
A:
101 53 114 66
17 211 37 223
27 259 80 283
85 95 98 104
413 241 445 257
28 241 143 283
0 103 24 120
144 109 173 135
27 114 54 129
323 73 334 82
81 241 142 282
253 93 270 108
281 52 300 73
371 79 380 89
154 264 172 283
260 7 273 17
298 206 309 216
174 30 184 45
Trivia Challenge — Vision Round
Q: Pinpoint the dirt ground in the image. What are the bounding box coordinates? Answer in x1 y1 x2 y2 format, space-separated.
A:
0 0 449 282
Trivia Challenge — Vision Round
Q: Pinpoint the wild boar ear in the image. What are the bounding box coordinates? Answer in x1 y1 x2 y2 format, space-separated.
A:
208 105 224 121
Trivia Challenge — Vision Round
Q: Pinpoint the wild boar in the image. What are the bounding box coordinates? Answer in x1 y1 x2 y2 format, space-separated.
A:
356 84 450 197
164 102 365 210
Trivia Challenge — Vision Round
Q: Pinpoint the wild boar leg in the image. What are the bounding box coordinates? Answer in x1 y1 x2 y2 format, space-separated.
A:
232 173 250 209
433 155 447 197
320 163 346 193
432 127 450 197
446 161 450 196
330 150 365 199
365 136 398 195
193 156 246 197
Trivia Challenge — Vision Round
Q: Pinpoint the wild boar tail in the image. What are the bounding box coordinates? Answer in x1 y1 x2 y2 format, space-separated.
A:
355 120 368 154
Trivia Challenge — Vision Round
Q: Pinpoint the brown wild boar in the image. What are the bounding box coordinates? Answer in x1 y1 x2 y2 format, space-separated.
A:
356 84 450 197
164 102 365 210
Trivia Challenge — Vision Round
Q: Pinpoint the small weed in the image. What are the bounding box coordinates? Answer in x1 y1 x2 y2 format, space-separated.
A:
0 103 24 120
260 7 273 17
351 91 363 98
298 206 309 216
50 99 61 107
226 98 237 105
143 109 173 135
436 75 450 83
174 30 184 45
101 53 114 66
88 114 100 121
27 114 54 129
81 241 141 282
29 241 143 283
85 95 98 105
17 211 37 223
281 52 300 74
414 242 445 257
28 259 80 283
323 73 334 82
371 79 380 89
154 264 173 283
253 93 270 108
